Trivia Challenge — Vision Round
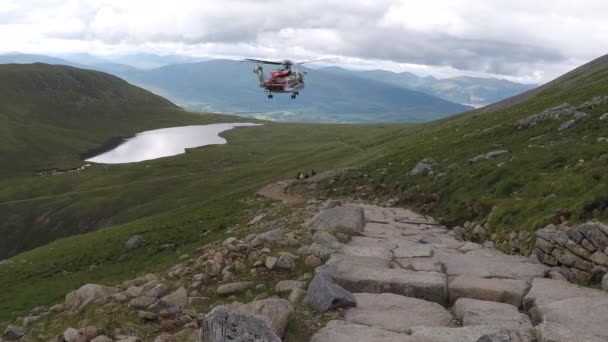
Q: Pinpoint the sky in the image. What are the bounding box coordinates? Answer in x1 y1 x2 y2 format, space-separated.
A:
2 0 608 83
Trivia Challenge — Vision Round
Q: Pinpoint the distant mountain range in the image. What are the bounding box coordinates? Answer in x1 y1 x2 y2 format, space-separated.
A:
0 53 537 122
319 67 537 108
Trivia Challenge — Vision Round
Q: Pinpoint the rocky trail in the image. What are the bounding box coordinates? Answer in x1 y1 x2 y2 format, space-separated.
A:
3 183 608 342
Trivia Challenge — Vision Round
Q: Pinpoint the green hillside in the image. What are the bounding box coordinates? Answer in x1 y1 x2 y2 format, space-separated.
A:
1 55 608 322
0 63 227 174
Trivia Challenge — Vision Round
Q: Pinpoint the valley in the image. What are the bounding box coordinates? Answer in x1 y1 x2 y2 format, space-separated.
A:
1 54 608 340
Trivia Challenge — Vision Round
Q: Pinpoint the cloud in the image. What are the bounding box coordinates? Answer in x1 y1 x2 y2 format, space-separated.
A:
2 0 608 82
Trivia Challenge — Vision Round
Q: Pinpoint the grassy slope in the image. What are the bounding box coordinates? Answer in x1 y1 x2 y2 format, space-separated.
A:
327 55 608 242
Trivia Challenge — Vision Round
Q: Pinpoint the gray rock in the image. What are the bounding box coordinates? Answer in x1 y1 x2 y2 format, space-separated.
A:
410 158 437 176
227 298 293 338
91 336 113 342
275 280 305 294
138 310 159 321
125 235 145 250
534 322 606 342
303 271 356 312
65 284 118 311
600 113 608 120
411 325 503 342
146 284 168 298
3 325 26 341
576 222 608 251
573 111 588 120
449 276 528 308
258 229 283 241
265 256 278 269
276 255 296 269
320 255 447 304
200 306 281 342
523 278 606 311
469 150 509 163
453 299 534 340
533 297 608 339
160 287 188 307
440 253 548 282
310 320 420 342
128 296 157 309
603 273 608 292
344 293 452 333
306 206 365 235
558 119 576 131
217 282 252 295
313 231 339 245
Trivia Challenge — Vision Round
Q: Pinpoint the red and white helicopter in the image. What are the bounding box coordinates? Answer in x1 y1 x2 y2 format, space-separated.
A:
244 58 333 99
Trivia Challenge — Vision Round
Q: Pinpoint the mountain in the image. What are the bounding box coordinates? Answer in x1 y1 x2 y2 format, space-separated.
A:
0 63 219 174
321 67 537 107
0 53 81 67
118 59 472 123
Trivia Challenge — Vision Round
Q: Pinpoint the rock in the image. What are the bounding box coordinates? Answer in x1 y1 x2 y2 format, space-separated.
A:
344 293 452 333
601 113 608 120
79 326 99 341
91 336 113 342
129 296 158 309
258 229 283 241
310 320 420 342
532 297 608 339
469 150 509 163
303 272 356 312
449 276 528 308
146 284 169 298
306 206 365 235
139 310 159 321
275 280 305 294
305 255 322 267
523 278 606 311
392 240 433 258
228 298 293 338
573 111 588 120
23 315 41 326
161 287 188 308
411 326 504 342
534 322 605 342
276 255 295 269
265 256 278 269
3 325 26 341
603 273 608 292
65 284 118 311
234 260 247 273
216 282 252 295
313 231 339 245
558 119 576 131
288 288 305 304
320 254 447 304
453 299 533 339
63 328 80 342
440 253 548 282
410 158 437 176
125 235 145 250
200 306 281 342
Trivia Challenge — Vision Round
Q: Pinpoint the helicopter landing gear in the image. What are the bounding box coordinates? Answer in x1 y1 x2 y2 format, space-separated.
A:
267 94 273 99
291 92 299 99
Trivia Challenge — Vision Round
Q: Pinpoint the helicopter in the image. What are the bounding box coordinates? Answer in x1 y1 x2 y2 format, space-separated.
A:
243 58 333 99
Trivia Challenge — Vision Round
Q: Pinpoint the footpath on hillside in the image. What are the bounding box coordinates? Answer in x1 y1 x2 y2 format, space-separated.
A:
4 177 608 342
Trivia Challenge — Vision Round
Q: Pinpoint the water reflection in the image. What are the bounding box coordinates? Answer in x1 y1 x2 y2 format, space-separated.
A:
86 123 260 164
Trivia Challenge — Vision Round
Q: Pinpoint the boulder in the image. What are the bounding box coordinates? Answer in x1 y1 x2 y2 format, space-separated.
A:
344 293 452 333
410 158 437 176
265 256 278 269
3 325 26 341
310 320 421 342
139 310 159 321
258 229 283 241
303 272 356 312
558 119 576 131
522 278 606 311
534 322 605 342
313 231 339 245
146 284 169 298
306 206 365 235
320 254 447 304
440 253 548 282
532 297 608 339
305 255 322 267
275 280 305 294
453 299 534 340
128 296 157 309
65 284 118 311
125 235 145 249
216 282 252 295
411 326 504 342
160 287 188 307
228 298 293 338
63 328 80 342
448 276 528 308
200 306 281 342
276 255 296 269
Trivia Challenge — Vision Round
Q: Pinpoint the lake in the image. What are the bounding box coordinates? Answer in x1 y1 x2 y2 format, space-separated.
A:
86 123 260 164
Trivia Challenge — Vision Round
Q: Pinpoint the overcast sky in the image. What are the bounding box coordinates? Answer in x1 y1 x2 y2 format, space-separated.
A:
2 0 608 83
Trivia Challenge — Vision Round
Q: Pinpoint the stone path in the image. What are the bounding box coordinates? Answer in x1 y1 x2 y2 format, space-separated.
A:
308 204 608 342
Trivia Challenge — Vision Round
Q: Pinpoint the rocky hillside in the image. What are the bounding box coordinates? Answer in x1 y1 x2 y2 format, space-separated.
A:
3 179 607 342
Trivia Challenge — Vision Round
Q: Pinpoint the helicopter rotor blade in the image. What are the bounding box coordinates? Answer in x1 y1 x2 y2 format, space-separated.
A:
243 58 284 65
295 58 338 65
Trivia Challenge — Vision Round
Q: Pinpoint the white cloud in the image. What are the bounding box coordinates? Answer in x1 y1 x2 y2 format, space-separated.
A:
1 0 608 83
